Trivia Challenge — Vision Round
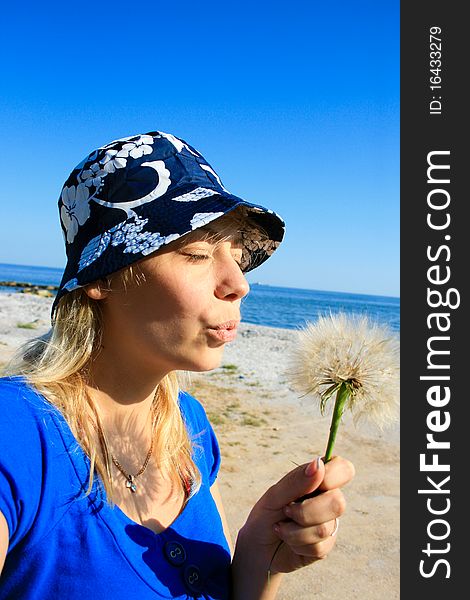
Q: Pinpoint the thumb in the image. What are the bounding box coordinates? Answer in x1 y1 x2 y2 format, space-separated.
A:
261 457 325 511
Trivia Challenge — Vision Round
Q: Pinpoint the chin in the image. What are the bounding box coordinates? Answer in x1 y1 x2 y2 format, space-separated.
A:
186 348 225 373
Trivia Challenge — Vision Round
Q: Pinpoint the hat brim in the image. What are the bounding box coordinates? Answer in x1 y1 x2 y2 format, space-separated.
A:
52 192 284 316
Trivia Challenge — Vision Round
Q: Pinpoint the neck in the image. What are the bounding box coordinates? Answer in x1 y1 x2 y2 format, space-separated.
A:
84 353 169 437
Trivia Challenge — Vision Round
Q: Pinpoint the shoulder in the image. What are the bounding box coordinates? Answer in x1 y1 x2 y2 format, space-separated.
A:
0 376 65 463
0 375 44 400
178 389 217 439
0 376 56 459
178 389 209 423
178 389 221 484
0 378 60 550
0 376 52 425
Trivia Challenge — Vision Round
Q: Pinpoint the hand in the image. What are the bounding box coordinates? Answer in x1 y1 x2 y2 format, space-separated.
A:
236 456 355 575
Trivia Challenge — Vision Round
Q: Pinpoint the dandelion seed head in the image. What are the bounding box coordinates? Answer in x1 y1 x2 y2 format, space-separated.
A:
286 312 400 429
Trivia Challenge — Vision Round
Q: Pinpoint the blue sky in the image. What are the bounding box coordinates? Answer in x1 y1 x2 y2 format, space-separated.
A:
0 1 399 297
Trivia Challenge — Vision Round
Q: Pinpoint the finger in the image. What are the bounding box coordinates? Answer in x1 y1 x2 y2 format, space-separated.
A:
260 457 325 511
275 518 338 546
317 456 355 493
283 489 346 527
289 536 336 560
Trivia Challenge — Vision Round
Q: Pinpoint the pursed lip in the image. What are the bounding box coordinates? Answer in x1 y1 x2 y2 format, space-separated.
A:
208 320 240 331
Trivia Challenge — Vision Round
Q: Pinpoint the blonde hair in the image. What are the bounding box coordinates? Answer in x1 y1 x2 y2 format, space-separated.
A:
5 207 269 503
6 265 200 503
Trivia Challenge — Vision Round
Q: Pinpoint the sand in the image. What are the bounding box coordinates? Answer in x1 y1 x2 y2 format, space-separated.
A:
0 292 399 599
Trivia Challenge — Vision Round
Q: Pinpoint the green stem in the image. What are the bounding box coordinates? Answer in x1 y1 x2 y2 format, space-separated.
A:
324 383 350 462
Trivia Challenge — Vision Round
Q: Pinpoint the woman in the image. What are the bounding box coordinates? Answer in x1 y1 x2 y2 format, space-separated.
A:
0 131 354 599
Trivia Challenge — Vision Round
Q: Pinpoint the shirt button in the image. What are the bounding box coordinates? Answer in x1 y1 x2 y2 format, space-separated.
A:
163 541 186 566
183 564 204 596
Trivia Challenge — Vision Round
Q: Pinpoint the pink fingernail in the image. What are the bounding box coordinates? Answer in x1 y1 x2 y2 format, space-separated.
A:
305 456 322 477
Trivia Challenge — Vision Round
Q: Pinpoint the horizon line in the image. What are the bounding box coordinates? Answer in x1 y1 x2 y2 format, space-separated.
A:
0 260 400 300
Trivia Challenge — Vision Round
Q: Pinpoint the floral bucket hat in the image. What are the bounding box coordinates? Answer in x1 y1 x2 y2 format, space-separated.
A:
53 131 285 314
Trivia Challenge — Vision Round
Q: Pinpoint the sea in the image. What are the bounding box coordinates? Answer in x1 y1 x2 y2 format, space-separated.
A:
0 263 400 332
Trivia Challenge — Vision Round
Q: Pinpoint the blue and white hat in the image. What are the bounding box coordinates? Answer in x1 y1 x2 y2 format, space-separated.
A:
53 131 285 313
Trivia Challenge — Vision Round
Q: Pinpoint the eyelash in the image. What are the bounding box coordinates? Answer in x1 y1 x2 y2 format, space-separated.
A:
186 253 210 262
185 253 243 267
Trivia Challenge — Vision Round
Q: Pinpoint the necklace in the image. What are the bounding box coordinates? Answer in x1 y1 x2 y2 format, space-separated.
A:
111 435 155 493
86 388 158 494
111 406 158 493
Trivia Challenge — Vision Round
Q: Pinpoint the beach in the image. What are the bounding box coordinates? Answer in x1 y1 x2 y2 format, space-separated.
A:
0 292 399 599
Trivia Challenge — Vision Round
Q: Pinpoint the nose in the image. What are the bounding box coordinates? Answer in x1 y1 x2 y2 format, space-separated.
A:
214 256 250 302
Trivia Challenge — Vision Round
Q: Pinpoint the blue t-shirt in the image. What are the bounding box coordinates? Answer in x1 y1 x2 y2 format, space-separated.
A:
0 377 231 599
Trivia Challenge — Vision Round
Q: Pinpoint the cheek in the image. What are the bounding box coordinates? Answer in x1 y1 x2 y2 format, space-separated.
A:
155 274 211 320
131 278 208 331
103 262 215 349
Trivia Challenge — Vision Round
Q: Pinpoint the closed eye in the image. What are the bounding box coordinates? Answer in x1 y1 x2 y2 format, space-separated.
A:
185 253 210 262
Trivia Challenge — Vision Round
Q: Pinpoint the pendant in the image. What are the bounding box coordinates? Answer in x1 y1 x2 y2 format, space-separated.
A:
126 475 137 493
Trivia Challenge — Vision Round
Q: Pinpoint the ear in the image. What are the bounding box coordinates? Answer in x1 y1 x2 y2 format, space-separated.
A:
84 281 110 300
